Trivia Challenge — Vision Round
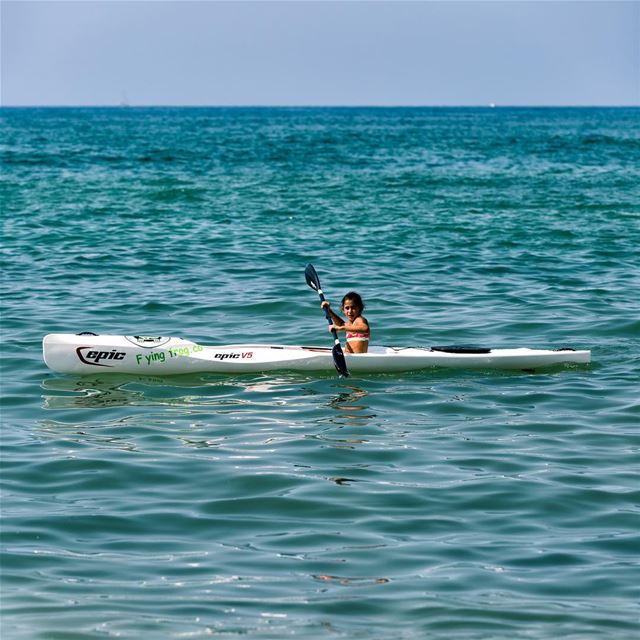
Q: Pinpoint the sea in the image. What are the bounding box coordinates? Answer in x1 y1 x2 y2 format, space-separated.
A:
1 106 639 639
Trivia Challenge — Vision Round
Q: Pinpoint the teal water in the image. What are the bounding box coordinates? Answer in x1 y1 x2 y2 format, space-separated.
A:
1 107 639 639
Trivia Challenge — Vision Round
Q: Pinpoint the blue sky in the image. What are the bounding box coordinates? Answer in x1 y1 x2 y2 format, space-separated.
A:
2 1 639 106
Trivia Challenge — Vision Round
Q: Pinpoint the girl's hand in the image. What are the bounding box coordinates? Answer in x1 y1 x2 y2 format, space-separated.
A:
321 301 331 310
328 324 341 333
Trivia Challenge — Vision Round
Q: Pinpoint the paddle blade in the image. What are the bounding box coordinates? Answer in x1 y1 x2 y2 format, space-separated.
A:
332 343 349 378
304 263 321 291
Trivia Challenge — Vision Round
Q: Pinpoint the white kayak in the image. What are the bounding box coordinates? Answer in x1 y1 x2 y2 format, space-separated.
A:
43 333 591 375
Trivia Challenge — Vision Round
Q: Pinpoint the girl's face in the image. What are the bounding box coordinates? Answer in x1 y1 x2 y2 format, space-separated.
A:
342 299 361 322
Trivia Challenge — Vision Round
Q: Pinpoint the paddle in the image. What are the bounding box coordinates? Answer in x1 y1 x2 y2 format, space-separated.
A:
305 263 349 378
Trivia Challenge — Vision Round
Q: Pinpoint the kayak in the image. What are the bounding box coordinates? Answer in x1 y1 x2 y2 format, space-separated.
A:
42 333 591 375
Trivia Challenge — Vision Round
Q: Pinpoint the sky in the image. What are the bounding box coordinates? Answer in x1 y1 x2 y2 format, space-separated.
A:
1 0 639 106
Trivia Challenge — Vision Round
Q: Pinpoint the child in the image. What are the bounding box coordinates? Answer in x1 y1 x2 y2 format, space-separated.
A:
321 292 370 354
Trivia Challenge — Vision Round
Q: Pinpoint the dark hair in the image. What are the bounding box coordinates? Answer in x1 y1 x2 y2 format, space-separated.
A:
341 291 365 311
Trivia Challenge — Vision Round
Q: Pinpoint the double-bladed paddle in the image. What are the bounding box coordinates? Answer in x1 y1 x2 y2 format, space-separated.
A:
305 264 349 378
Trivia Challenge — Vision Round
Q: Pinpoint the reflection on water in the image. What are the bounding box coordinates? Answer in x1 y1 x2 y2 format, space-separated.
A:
329 384 371 413
328 383 375 427
40 373 272 410
38 375 378 464
41 376 162 409
314 574 390 586
40 374 376 416
330 477 357 485
301 383 378 453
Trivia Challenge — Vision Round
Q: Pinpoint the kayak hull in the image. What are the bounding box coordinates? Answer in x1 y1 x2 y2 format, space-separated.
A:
42 334 592 375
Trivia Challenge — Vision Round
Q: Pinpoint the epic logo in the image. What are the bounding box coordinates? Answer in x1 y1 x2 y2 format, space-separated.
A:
214 352 253 360
76 347 126 367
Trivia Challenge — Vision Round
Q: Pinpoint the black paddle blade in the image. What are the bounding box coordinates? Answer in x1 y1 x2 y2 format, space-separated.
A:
304 263 321 291
332 343 349 377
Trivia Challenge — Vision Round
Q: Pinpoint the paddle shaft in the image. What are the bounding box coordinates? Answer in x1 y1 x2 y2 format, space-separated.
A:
316 288 341 345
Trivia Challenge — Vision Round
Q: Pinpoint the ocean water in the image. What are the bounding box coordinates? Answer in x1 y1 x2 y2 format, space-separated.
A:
1 106 639 639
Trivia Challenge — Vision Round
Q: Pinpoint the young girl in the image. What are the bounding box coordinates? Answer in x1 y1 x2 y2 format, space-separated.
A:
321 292 370 354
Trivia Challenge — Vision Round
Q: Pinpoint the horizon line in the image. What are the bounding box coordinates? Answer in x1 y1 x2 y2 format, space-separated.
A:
2 103 638 109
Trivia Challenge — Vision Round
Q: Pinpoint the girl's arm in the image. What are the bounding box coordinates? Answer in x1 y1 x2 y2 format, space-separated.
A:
321 301 345 326
326 315 369 334
338 317 369 333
